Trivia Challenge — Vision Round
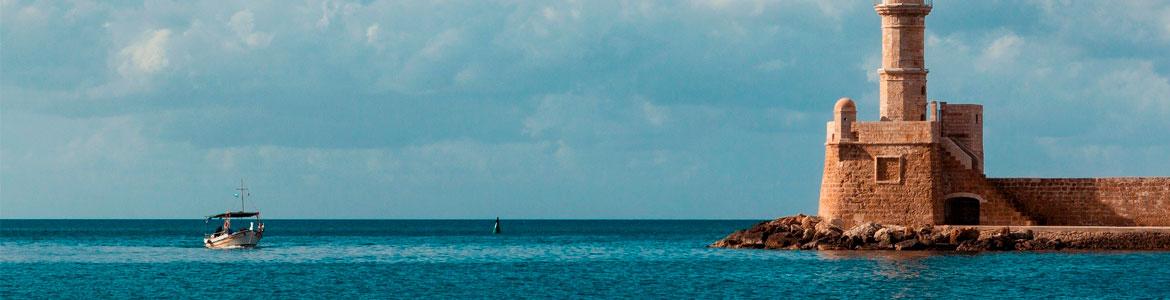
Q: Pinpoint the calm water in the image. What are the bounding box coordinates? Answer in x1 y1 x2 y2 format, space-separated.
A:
2 220 1169 298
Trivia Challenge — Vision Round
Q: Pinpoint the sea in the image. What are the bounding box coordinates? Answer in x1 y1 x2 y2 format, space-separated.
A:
2 219 1169 298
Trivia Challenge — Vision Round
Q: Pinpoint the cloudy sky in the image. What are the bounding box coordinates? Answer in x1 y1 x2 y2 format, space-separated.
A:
2 0 1168 219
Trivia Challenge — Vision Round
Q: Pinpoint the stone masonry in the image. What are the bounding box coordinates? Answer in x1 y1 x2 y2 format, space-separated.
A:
817 0 1170 228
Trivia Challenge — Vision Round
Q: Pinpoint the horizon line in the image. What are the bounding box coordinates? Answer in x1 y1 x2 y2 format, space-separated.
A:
0 217 774 221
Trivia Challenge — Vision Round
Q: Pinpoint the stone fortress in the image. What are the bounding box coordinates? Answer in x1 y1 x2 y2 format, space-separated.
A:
818 0 1170 228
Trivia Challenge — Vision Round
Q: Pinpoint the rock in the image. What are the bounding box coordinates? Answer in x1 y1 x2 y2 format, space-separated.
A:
1010 229 1035 241
845 235 865 249
916 225 933 236
927 231 949 246
815 227 842 243
783 214 806 226
709 230 743 248
815 218 844 233
949 228 981 244
817 244 842 250
765 233 797 249
982 229 1019 250
1014 239 1041 250
713 214 1170 252
844 222 883 241
801 216 820 228
802 228 816 241
956 240 987 251
800 241 818 250
886 225 909 242
874 228 893 244
894 239 920 251
738 231 766 248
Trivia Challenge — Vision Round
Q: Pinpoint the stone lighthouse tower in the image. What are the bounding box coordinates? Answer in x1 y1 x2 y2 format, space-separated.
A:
876 0 931 121
818 0 941 227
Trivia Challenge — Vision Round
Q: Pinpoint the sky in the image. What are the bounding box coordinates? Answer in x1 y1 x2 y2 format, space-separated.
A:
2 0 1169 219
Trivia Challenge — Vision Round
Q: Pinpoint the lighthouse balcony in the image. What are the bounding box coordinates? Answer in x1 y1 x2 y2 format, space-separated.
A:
873 0 932 7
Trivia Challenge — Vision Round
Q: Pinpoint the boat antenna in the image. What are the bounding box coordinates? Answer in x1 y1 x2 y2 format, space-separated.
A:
236 179 249 212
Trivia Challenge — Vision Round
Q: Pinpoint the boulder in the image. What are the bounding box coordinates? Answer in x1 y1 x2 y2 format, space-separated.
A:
802 228 816 241
738 231 767 248
949 228 981 244
764 234 797 249
873 228 893 244
800 216 821 229
885 225 909 242
844 222 883 241
815 227 842 243
931 231 952 245
794 241 812 250
955 240 988 251
815 218 845 233
710 214 1170 252
894 239 920 251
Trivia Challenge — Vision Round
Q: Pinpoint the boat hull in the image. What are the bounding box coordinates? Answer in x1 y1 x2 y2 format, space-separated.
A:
204 230 262 249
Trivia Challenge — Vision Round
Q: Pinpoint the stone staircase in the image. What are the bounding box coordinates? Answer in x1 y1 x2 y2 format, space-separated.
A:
939 143 1042 226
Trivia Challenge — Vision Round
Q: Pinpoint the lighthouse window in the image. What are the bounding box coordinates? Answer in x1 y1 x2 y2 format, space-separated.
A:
920 86 926 95
875 156 903 184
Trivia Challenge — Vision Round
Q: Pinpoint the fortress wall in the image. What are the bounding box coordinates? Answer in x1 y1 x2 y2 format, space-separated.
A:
819 143 939 228
989 178 1170 226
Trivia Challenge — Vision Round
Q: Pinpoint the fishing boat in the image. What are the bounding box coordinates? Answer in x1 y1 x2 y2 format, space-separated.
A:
203 180 264 249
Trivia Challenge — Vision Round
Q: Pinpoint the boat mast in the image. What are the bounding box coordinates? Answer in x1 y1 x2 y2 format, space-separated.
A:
236 179 248 212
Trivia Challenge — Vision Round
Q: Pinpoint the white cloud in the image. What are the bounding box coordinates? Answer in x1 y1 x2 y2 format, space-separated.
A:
420 29 462 59
315 0 335 29
975 33 1023 72
1094 62 1170 117
117 29 171 77
1036 1 1170 44
642 101 668 127
365 23 380 44
229 9 273 49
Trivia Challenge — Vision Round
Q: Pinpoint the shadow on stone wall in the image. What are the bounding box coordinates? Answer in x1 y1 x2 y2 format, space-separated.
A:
990 178 1170 227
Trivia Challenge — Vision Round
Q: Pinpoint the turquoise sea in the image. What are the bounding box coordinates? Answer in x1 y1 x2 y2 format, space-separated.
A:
2 220 1169 298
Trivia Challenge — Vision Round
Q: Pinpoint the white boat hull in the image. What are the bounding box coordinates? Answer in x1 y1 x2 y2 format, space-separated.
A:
204 230 262 249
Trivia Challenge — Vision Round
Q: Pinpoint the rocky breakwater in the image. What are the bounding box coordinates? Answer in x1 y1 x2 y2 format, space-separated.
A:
710 215 1170 251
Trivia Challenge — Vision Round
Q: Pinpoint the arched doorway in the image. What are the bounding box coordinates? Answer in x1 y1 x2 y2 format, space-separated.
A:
944 197 980 225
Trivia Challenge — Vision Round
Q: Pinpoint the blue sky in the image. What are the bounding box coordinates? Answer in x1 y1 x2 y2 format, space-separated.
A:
2 0 1168 219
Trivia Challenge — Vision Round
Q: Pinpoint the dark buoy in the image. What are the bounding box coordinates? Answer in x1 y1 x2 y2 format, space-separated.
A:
492 217 501 234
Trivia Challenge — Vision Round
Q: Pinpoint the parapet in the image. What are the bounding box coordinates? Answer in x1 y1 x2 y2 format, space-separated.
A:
827 120 937 145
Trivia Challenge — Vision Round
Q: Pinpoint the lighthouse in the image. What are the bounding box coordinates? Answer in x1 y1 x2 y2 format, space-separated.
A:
875 0 931 122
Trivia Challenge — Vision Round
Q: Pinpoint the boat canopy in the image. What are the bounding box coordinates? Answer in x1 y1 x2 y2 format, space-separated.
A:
206 211 260 219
